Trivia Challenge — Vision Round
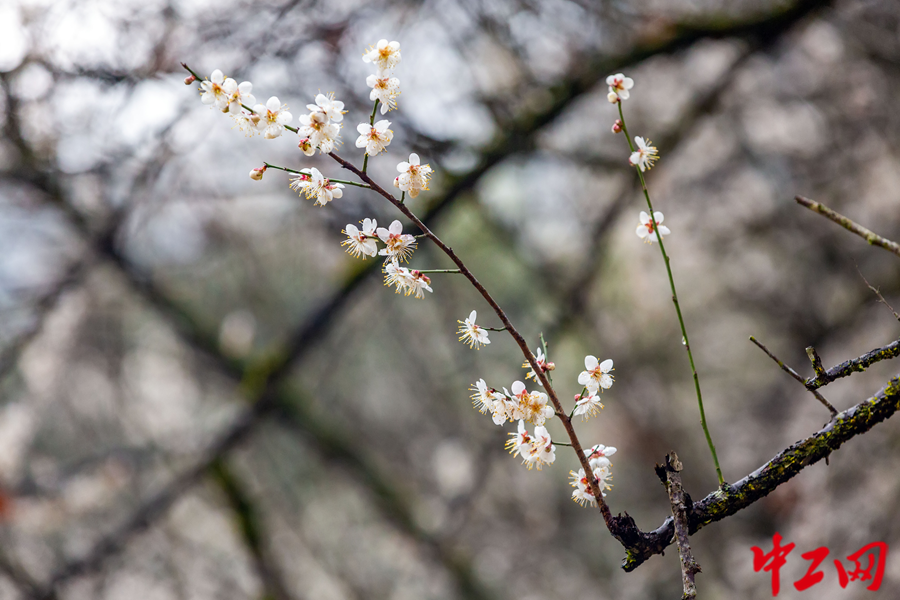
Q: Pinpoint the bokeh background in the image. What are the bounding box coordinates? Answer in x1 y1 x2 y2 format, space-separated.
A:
1 0 899 598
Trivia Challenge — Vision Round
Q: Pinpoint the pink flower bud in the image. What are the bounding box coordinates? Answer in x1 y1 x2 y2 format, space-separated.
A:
184 75 196 85
249 166 267 181
393 176 401 188
611 119 622 134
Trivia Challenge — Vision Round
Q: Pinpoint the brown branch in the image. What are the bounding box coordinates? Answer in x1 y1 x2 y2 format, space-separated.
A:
620 372 900 571
749 336 837 416
327 151 618 529
856 266 900 322
795 195 900 258
655 453 700 600
804 338 900 390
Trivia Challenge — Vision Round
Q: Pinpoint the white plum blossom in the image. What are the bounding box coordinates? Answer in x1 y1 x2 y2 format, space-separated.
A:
376 220 417 263
573 393 605 420
253 96 293 139
367 72 401 114
606 73 634 101
506 421 556 470
506 380 554 426
395 153 432 198
583 444 617 470
523 347 555 383
342 218 379 258
200 69 231 110
470 379 502 416
363 39 401 72
384 261 432 298
226 81 255 115
289 168 344 206
570 465 613 506
298 111 341 153
356 120 393 156
636 211 670 243
629 136 658 171
232 111 261 136
307 93 345 123
457 310 490 349
578 356 614 394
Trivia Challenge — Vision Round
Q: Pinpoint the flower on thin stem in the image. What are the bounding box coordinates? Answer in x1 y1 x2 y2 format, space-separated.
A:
573 393 604 420
356 120 393 156
249 165 266 181
578 356 614 394
583 444 616 470
470 379 503 416
226 81 255 115
395 153 432 198
523 347 555 383
384 261 432 298
570 465 613 506
377 220 417 263
505 421 556 470
636 210 670 243
253 96 293 139
367 72 401 113
606 73 634 101
505 381 553 426
289 167 344 206
457 310 490 349
200 69 231 110
628 136 658 171
342 218 379 258
363 39 401 72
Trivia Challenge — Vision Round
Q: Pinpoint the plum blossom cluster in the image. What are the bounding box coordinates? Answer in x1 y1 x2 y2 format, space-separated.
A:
470 349 617 502
298 93 345 155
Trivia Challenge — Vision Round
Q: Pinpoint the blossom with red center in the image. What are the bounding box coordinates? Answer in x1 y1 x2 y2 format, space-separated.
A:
636 210 670 243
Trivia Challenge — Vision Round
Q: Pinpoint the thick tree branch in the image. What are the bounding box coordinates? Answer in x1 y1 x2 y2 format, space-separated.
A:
620 372 900 571
805 338 900 390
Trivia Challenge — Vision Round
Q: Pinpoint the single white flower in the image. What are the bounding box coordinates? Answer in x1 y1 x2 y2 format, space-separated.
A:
200 69 231 110
570 465 613 506
396 153 432 198
629 136 658 172
457 310 490 349
307 92 345 123
573 393 605 420
289 167 343 206
505 421 555 470
363 39 401 72
376 220 417 263
226 81 255 115
253 96 293 139
232 111 261 136
523 347 555 383
636 211 670 243
470 379 501 416
366 72 401 114
583 444 617 470
355 120 393 156
342 218 378 258
577 356 614 394
606 73 634 101
507 380 554 426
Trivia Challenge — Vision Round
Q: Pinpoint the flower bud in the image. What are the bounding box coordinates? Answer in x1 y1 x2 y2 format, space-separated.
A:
611 119 622 134
184 75 196 85
607 91 619 104
393 176 401 188
249 166 267 181
545 361 556 372
298 138 315 156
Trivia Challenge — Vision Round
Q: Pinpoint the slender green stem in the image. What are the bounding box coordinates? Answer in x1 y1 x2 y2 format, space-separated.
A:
483 326 508 332
539 333 553 386
414 269 462 274
263 163 371 188
400 191 405 204
362 100 380 175
617 102 724 486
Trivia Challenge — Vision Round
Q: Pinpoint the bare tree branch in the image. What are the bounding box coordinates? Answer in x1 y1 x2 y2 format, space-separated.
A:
655 453 700 600
795 195 900 258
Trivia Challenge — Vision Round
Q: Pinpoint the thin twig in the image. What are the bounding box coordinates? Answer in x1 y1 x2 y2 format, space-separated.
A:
856 265 900 322
655 453 700 600
806 346 827 379
795 196 900 258
749 336 837 416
